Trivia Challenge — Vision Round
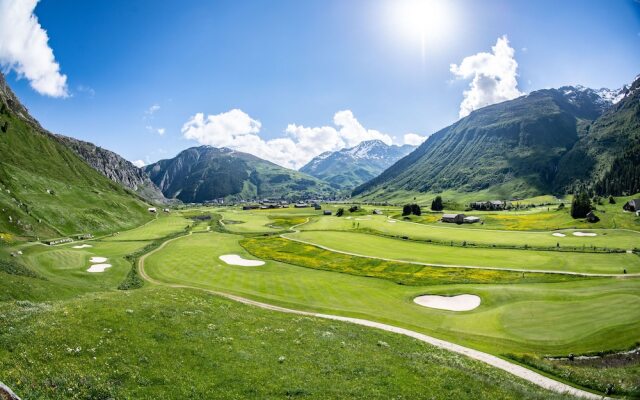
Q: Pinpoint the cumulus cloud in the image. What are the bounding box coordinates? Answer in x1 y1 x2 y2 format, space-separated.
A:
403 133 427 146
450 35 522 118
131 160 146 168
0 0 68 97
156 128 165 135
181 109 414 170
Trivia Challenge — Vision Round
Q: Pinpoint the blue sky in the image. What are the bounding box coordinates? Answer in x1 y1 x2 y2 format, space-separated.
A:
2 0 640 168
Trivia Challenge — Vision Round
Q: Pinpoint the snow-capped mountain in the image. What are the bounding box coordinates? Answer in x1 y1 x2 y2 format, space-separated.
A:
300 140 416 190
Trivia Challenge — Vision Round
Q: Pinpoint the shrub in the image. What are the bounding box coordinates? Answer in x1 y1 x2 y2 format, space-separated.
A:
348 205 359 213
402 204 411 216
336 208 344 217
411 204 421 216
608 195 616 204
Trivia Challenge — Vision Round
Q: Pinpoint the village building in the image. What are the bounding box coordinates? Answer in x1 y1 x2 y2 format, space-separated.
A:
623 199 640 212
442 213 465 224
586 211 599 223
373 209 383 215
294 203 309 208
76 233 93 240
470 200 507 211
45 237 73 246
147 207 157 213
323 210 332 215
463 216 481 224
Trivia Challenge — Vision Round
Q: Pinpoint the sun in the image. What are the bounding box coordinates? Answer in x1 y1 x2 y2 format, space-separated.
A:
386 0 454 58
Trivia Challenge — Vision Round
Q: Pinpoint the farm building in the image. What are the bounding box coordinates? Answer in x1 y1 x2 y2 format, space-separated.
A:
586 211 599 223
373 209 383 215
623 199 640 212
242 205 259 210
463 216 480 224
45 237 73 246
294 203 309 208
76 233 93 240
147 207 157 213
323 210 332 215
442 213 465 223
163 208 170 213
314 204 322 210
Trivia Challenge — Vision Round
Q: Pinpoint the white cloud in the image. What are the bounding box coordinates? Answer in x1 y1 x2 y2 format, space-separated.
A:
131 160 146 168
0 0 68 97
403 133 427 146
76 85 95 98
145 104 160 116
181 109 415 170
156 128 165 135
450 35 522 118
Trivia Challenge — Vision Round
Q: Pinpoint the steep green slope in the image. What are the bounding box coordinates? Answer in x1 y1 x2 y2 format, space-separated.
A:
0 74 152 240
556 76 640 195
146 146 334 202
300 140 415 190
354 86 615 200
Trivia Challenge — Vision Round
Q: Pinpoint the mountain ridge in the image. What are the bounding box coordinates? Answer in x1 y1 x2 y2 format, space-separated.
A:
300 140 416 190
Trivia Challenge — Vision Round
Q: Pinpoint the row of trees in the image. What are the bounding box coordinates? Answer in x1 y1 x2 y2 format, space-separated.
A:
402 204 422 216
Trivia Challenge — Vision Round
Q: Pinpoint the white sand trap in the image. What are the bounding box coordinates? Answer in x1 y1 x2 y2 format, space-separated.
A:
90 256 108 263
388 220 397 223
414 294 481 311
87 264 112 273
345 217 353 220
355 218 370 221
219 254 265 267
73 244 93 249
552 233 566 237
573 232 597 237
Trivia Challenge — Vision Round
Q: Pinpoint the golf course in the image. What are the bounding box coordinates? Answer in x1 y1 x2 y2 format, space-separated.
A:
3 200 639 399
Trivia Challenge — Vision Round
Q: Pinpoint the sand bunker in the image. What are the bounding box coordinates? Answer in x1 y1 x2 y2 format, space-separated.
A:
219 254 265 267
87 264 112 273
73 244 93 249
90 257 108 263
552 233 566 237
414 294 481 311
573 232 597 237
388 220 397 223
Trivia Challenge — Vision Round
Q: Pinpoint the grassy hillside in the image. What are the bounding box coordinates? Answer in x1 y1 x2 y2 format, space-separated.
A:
353 82 640 201
0 77 152 241
146 146 335 202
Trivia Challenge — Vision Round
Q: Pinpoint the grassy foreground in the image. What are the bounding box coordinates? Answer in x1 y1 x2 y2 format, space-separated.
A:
0 287 577 399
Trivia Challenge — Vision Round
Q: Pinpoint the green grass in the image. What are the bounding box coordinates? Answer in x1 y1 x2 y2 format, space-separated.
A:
0 287 575 400
143 232 640 356
0 112 153 240
302 214 640 252
287 230 640 274
241 236 580 285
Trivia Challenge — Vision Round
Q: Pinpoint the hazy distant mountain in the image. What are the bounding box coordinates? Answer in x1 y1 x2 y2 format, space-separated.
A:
145 146 335 203
354 81 633 200
300 140 416 190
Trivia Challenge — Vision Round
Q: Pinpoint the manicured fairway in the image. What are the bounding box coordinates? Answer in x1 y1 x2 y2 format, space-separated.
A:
143 231 640 356
217 210 285 233
302 214 640 251
287 230 640 274
102 214 191 241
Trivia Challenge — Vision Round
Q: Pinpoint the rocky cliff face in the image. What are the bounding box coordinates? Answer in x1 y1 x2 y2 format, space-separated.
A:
1 72 167 204
54 135 167 203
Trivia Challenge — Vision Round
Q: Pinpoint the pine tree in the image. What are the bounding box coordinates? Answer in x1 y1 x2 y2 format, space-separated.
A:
571 190 591 218
402 204 412 216
431 196 443 211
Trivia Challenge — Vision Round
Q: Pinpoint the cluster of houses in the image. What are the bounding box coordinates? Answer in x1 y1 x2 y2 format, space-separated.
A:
45 237 73 246
441 214 481 224
242 199 325 211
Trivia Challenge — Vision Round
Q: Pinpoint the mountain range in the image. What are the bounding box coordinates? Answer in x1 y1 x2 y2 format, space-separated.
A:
300 140 415 190
354 76 640 200
145 146 335 203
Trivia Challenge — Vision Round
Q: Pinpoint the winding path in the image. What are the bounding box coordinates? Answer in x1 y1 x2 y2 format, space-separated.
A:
138 231 606 400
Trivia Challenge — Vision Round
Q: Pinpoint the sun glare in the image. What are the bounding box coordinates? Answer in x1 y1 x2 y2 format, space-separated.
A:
387 0 454 59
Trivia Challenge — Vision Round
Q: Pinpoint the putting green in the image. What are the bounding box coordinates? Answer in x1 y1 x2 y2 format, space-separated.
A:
302 214 640 251
143 231 640 355
286 230 640 274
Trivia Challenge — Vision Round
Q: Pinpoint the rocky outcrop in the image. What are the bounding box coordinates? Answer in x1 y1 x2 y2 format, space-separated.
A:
54 135 168 203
